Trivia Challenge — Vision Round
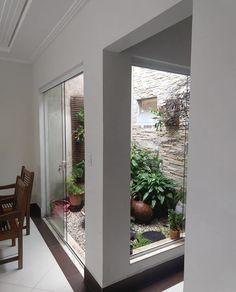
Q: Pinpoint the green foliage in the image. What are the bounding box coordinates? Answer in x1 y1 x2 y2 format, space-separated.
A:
175 189 185 204
75 109 84 123
74 109 85 143
130 144 161 178
72 160 85 181
130 144 178 209
67 176 84 196
132 233 152 249
151 108 164 131
168 209 184 230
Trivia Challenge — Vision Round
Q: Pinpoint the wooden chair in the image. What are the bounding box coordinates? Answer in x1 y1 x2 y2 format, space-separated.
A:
0 177 28 269
0 166 34 235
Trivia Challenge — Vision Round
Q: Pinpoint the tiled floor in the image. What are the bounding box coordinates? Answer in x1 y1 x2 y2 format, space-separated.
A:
0 220 73 292
0 218 184 291
164 282 184 291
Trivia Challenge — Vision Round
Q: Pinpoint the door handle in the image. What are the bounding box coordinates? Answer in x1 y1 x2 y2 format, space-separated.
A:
58 161 67 173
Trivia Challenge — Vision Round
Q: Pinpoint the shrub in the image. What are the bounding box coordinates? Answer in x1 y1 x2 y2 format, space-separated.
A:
72 160 85 181
67 176 84 196
130 144 161 178
130 144 178 210
132 233 152 249
168 209 184 230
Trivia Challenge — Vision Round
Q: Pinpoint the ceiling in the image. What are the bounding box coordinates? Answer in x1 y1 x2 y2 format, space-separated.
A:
0 0 87 64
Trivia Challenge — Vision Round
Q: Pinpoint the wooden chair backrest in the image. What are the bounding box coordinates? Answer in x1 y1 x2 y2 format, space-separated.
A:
20 166 34 201
15 177 28 229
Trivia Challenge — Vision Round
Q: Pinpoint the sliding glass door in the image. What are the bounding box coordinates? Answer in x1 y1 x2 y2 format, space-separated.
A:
44 83 67 238
43 73 85 264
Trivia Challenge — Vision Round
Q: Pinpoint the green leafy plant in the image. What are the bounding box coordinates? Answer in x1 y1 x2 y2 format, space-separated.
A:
151 108 164 131
74 109 85 143
168 209 184 230
76 109 84 123
175 188 186 204
130 144 161 178
67 176 84 196
130 144 178 210
151 98 180 131
132 233 152 249
72 160 85 181
131 171 177 209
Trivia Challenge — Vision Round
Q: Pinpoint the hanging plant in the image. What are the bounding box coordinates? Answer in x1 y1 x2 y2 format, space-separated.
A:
163 98 180 128
152 98 180 131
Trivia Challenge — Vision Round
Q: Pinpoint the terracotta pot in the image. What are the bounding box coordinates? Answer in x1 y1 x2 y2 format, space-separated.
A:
131 200 153 224
69 194 82 207
169 229 180 240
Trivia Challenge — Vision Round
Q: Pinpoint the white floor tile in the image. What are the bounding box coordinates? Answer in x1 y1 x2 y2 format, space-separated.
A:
164 281 184 292
0 220 72 291
34 264 73 292
0 281 32 291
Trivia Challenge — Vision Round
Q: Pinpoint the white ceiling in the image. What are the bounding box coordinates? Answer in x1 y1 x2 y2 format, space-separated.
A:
0 0 87 64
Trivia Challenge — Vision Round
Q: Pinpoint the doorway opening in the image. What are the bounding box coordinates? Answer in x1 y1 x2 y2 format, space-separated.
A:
44 73 85 264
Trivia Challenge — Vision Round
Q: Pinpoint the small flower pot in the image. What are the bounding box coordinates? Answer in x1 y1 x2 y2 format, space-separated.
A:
69 194 82 207
169 229 180 240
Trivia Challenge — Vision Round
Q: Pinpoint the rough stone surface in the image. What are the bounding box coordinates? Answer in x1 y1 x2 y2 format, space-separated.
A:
131 66 190 185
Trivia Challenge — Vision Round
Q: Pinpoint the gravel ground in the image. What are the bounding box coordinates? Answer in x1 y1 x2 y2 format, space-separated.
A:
131 217 170 238
66 210 86 252
66 210 170 253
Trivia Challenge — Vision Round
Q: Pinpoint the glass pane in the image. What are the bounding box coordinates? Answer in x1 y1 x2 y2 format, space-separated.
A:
45 84 65 237
130 66 190 255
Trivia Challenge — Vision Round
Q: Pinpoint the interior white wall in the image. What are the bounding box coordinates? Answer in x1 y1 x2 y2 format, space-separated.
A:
184 1 236 291
0 60 34 197
32 0 192 287
126 16 192 68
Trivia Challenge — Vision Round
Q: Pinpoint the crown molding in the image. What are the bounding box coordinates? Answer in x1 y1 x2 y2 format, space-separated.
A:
8 0 32 52
29 0 89 63
0 0 32 53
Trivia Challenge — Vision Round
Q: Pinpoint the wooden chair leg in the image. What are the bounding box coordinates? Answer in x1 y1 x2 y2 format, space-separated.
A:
26 206 30 235
12 238 16 246
18 232 23 270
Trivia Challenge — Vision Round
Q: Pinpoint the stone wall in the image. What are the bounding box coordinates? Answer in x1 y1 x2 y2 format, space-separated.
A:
131 66 190 186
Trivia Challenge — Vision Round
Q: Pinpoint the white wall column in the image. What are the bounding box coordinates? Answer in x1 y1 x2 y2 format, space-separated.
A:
103 51 131 287
185 1 236 291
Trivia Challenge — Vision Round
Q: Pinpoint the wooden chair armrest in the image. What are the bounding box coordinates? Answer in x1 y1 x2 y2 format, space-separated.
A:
0 183 16 190
0 210 19 221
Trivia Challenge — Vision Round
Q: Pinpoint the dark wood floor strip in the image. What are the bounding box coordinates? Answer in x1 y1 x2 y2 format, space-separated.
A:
31 216 89 292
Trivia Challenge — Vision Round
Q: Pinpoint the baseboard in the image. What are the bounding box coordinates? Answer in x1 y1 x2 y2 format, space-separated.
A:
84 256 184 292
30 203 41 217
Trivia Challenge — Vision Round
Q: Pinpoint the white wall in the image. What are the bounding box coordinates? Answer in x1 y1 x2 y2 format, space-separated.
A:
32 0 192 287
184 1 236 291
126 16 192 68
0 60 34 197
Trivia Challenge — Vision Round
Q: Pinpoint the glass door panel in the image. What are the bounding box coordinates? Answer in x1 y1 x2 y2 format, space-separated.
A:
44 83 66 238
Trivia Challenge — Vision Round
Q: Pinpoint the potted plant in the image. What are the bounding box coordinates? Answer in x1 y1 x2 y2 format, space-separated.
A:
152 98 180 131
67 176 84 207
168 209 184 240
130 145 178 223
